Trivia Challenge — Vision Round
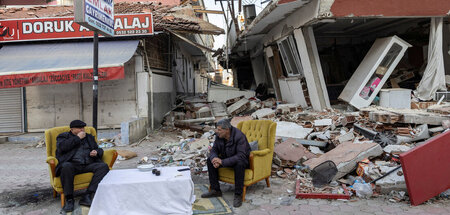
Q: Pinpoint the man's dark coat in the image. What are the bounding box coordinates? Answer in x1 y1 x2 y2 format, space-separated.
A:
209 126 250 167
55 132 104 176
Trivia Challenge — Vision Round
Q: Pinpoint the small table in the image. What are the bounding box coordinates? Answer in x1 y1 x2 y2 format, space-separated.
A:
88 167 195 215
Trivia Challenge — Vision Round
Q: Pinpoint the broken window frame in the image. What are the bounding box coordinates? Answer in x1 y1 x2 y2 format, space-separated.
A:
277 35 304 78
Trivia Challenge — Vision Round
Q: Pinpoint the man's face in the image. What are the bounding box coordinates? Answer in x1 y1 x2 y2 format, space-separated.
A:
216 126 230 139
70 127 85 135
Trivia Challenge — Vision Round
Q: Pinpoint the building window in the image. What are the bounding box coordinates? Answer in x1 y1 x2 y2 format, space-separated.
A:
277 35 304 77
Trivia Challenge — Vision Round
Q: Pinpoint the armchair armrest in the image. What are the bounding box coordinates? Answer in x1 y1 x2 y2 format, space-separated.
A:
249 148 271 170
249 154 254 170
251 148 271 156
46 156 58 178
102 149 118 169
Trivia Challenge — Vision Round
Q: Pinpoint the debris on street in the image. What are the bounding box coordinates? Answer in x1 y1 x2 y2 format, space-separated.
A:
150 92 449 205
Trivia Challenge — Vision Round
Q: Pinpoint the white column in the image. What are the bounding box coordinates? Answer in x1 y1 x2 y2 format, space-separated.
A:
293 27 331 111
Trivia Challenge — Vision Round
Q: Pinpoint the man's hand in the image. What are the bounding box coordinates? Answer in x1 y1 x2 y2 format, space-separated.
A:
212 157 222 168
77 131 86 139
90 150 98 157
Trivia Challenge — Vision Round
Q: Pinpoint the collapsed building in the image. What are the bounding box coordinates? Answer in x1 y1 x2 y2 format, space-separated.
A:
218 0 450 111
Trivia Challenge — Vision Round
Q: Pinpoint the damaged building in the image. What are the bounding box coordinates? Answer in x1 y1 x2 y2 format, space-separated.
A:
0 1 223 139
220 0 450 111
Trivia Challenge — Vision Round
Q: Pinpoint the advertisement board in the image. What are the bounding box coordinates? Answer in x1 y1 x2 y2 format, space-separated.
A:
75 0 115 36
0 67 124 89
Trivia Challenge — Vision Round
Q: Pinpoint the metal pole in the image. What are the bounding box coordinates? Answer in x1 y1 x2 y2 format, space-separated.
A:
93 31 99 131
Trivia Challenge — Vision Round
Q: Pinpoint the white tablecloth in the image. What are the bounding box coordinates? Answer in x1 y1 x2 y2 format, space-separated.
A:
88 167 195 215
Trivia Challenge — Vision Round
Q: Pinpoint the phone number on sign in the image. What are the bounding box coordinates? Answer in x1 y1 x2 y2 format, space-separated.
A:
115 29 149 35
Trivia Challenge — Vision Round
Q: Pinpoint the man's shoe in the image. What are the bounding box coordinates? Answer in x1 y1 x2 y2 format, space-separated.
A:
201 190 222 198
79 193 93 206
63 198 75 212
233 195 243 208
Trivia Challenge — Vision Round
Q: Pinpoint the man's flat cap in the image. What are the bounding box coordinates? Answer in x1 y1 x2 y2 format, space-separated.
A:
70 120 86 128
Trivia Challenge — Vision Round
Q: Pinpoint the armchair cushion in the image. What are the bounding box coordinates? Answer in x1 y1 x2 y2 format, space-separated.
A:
249 140 259 151
218 168 254 185
52 173 94 193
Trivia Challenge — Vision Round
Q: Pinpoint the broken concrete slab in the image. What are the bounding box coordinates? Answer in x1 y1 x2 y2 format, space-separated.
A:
227 98 250 115
308 146 324 155
230 115 253 127
337 131 355 143
341 114 357 127
427 104 450 115
375 166 407 194
251 108 276 119
383 145 412 154
296 139 328 147
210 102 228 119
274 138 317 163
121 117 148 145
308 131 331 141
187 138 210 153
276 104 302 114
363 106 450 125
304 141 383 180
248 100 261 111
396 124 430 144
207 85 255 103
225 96 244 106
275 121 314 140
196 106 212 118
176 117 216 125
314 119 332 126
443 119 450 129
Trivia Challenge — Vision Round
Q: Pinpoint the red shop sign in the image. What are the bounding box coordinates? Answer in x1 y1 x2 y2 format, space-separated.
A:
0 13 153 42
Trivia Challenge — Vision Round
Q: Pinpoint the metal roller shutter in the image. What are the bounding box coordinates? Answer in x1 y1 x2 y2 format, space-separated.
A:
0 88 23 133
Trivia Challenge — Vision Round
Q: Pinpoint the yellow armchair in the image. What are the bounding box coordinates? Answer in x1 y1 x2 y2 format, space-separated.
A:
45 126 118 207
218 120 276 201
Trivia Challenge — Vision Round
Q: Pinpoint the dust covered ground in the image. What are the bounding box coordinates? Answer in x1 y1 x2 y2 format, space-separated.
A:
1 130 449 215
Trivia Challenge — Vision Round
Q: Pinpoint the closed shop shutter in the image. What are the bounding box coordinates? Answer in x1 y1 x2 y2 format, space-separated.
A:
0 88 23 133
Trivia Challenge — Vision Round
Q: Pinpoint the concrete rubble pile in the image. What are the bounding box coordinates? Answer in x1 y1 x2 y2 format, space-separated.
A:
136 128 216 175
156 93 450 202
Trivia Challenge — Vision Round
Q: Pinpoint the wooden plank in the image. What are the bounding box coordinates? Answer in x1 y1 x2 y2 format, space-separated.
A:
194 9 224 14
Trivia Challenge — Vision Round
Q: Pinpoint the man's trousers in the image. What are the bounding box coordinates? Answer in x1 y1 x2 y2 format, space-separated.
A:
206 158 248 196
60 162 109 198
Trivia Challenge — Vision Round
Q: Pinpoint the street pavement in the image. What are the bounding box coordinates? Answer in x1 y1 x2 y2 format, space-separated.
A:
1 136 449 215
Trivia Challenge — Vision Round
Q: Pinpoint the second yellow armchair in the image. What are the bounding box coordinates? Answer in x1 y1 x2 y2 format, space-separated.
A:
218 120 277 201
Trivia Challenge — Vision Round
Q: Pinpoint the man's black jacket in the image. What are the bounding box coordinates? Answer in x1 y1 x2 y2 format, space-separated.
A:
55 132 104 176
209 126 250 167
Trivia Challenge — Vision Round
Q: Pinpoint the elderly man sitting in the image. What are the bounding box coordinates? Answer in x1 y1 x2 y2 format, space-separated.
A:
201 119 251 207
56 120 109 212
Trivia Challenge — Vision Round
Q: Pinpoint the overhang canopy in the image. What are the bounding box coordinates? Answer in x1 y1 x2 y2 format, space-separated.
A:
0 40 139 88
233 0 311 52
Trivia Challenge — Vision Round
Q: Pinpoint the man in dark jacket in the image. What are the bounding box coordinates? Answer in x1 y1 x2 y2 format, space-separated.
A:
56 120 109 212
201 119 250 207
